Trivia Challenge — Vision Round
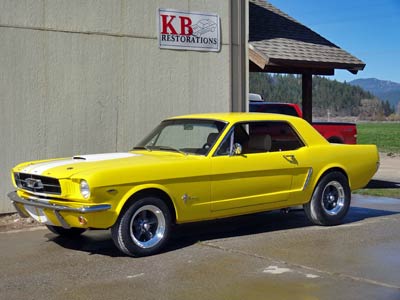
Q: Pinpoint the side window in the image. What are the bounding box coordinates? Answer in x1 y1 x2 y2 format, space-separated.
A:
249 121 304 152
215 121 304 156
215 124 250 156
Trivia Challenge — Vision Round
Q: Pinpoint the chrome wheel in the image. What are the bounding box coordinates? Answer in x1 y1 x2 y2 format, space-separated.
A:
321 180 345 216
129 205 166 249
304 171 351 226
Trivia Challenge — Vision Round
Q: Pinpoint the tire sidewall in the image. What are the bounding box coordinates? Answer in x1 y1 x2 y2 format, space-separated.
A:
113 197 171 257
306 171 351 226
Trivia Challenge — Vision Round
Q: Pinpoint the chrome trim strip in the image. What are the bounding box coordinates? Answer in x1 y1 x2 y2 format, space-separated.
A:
8 191 111 213
8 191 111 229
302 168 313 191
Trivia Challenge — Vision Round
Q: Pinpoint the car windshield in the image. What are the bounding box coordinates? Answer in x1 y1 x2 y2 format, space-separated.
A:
134 119 227 156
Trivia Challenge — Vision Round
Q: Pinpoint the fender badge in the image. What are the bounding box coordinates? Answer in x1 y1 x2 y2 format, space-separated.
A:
181 193 198 204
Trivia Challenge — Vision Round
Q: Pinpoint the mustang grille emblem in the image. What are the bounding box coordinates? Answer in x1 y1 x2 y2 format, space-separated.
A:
25 178 44 189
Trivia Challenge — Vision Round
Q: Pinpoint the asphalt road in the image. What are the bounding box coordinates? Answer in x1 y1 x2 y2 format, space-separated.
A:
1 194 400 300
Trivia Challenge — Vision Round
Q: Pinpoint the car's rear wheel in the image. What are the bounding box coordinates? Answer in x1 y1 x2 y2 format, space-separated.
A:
111 197 171 257
304 171 351 226
46 225 86 237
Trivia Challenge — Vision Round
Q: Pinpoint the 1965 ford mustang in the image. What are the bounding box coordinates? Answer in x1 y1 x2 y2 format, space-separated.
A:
9 113 379 257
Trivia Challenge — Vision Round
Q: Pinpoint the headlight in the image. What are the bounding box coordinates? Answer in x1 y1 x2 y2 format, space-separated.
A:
80 180 90 199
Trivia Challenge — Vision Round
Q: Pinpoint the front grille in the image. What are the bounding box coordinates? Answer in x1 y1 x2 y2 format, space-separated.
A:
14 173 61 195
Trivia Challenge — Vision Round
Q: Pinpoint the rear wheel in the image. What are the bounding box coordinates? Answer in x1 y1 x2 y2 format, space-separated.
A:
304 171 351 226
111 197 171 257
46 225 86 237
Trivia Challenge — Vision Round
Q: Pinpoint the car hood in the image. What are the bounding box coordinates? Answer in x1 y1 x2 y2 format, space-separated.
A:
14 152 197 179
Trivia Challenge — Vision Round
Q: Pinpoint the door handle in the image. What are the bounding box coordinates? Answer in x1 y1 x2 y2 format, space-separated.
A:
283 154 298 164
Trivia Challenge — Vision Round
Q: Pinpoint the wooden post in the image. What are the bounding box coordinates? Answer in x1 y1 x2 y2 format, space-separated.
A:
302 73 313 123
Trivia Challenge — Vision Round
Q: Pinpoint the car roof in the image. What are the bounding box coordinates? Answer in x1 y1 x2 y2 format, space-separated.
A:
167 112 329 146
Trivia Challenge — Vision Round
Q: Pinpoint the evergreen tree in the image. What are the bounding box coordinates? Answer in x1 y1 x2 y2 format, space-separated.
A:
249 73 387 118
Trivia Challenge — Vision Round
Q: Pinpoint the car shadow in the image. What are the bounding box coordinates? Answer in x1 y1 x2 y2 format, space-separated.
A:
45 205 400 257
44 231 125 257
365 179 400 189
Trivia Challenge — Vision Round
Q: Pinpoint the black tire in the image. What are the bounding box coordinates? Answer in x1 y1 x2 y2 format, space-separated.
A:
328 137 343 144
46 225 86 237
111 197 171 257
304 171 351 226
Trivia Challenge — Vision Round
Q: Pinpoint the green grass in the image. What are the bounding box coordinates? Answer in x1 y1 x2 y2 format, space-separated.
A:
355 122 400 198
357 122 400 153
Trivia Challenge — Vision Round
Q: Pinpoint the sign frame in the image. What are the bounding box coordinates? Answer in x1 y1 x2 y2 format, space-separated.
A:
158 8 221 52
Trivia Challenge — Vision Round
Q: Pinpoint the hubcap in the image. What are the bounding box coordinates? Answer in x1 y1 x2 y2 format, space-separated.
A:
321 181 345 216
130 205 166 249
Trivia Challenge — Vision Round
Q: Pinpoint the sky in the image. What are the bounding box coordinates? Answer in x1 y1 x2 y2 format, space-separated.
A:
268 0 400 83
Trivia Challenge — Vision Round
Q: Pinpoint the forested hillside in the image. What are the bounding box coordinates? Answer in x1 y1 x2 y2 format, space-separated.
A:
249 73 395 119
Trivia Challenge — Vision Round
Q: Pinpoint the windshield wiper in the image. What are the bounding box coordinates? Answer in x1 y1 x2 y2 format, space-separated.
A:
157 146 187 156
132 146 152 152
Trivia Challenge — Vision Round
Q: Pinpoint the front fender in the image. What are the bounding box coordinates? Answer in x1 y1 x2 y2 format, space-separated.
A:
114 184 178 221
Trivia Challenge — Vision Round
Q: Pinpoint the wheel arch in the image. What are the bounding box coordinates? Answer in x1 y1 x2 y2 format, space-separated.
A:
313 166 349 192
116 185 178 225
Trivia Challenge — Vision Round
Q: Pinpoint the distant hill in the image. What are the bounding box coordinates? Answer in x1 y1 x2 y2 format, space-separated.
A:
349 78 400 108
249 74 396 119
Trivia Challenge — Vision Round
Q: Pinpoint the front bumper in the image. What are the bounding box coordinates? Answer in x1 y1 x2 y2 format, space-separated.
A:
8 191 112 229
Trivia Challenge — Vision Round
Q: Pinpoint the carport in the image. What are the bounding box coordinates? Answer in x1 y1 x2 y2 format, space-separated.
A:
248 0 366 122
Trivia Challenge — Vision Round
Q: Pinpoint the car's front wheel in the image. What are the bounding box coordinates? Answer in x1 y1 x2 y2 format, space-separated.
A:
111 197 171 257
304 171 351 226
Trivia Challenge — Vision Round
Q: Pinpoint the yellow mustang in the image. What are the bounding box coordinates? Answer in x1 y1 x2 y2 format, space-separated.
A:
9 113 379 256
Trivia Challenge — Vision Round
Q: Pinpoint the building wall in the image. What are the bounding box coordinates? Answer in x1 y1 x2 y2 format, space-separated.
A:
0 0 244 213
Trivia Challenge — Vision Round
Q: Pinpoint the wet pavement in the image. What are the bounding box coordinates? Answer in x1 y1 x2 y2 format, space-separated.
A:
1 194 400 300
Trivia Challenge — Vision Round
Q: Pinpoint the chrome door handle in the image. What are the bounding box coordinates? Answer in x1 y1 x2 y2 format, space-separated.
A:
283 154 297 164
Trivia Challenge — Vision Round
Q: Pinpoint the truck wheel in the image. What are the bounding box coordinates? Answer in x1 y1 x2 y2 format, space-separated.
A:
328 137 343 144
111 197 171 257
46 225 86 237
304 171 351 226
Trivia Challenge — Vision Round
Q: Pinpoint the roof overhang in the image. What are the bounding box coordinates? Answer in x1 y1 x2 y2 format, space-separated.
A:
249 43 365 75
249 0 366 76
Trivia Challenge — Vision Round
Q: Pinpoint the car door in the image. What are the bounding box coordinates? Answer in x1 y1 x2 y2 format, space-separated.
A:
210 121 304 213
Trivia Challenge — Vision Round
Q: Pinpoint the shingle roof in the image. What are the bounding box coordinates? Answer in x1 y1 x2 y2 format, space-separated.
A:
249 0 365 74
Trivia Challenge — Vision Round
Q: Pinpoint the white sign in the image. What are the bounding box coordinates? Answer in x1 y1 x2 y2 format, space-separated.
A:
158 8 220 52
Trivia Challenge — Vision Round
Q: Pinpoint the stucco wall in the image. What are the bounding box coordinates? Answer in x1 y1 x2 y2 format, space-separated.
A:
0 0 234 213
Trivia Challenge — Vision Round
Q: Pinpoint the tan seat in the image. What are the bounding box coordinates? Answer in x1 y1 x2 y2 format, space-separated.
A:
248 134 272 152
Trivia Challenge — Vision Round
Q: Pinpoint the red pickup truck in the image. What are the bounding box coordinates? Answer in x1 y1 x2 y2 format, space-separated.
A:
249 101 357 144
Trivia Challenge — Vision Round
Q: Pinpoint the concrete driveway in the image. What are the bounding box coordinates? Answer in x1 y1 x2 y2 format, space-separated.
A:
1 194 400 300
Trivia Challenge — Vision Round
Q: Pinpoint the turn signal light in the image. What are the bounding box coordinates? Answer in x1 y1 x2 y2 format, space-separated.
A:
78 215 88 225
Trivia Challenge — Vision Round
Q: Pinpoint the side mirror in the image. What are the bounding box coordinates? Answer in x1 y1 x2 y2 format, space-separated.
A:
230 143 243 156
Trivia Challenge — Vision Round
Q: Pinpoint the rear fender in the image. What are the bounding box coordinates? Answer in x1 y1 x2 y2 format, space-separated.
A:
311 164 349 192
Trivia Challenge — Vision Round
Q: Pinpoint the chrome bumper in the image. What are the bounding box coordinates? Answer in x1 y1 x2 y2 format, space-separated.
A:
8 191 111 229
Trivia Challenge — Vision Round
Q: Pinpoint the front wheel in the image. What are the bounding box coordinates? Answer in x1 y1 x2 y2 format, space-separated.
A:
304 171 351 226
111 197 171 257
